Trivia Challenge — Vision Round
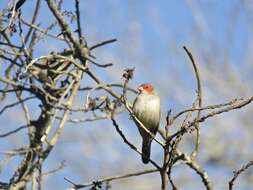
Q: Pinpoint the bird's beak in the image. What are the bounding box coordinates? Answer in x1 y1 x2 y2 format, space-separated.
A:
137 86 143 93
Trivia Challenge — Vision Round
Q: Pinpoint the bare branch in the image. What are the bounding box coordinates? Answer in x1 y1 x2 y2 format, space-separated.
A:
45 0 79 49
172 99 237 121
180 152 212 190
90 39 117 51
21 19 64 40
110 113 160 169
43 160 66 176
0 124 31 138
183 46 202 157
229 160 253 190
168 96 253 141
79 83 138 94
0 96 35 115
65 168 159 189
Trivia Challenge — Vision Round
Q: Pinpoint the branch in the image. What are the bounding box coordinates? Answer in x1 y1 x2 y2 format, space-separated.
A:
110 114 160 169
65 168 159 189
228 160 253 190
0 96 35 115
11 0 27 11
42 70 83 157
43 160 66 176
21 19 64 40
168 96 253 141
172 99 237 121
87 58 113 68
45 0 78 49
0 124 31 138
183 46 202 157
90 39 117 51
180 152 212 190
74 0 83 43
79 83 138 94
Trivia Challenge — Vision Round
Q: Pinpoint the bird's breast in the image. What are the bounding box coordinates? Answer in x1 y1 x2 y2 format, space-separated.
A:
133 94 161 133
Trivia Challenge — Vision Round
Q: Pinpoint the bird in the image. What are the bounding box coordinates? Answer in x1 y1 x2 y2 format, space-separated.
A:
133 83 161 164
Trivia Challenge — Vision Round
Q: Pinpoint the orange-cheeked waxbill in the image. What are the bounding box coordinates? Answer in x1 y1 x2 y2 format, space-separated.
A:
133 83 161 164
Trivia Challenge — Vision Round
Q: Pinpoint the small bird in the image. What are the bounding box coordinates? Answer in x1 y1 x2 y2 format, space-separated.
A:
133 83 161 164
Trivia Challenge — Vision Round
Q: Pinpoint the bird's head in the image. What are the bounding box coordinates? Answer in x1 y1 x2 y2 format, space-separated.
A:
137 83 155 94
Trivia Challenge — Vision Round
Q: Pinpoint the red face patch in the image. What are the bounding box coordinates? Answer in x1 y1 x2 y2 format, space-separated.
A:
138 83 154 93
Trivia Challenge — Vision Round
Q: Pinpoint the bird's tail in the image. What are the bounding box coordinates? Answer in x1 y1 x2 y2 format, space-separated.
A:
142 138 152 164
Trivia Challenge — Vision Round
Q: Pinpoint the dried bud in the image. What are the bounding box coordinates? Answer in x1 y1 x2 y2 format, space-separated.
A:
85 97 96 110
122 67 135 80
103 98 116 113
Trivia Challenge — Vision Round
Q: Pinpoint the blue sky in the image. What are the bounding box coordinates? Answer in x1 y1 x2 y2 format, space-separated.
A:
0 1 253 189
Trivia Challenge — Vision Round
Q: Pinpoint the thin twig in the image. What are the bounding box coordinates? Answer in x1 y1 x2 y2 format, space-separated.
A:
24 0 41 44
0 124 31 138
110 114 160 169
65 168 159 189
90 39 117 50
228 160 253 190
74 0 83 43
43 160 66 176
183 46 202 158
45 0 78 48
79 83 137 94
168 96 253 141
172 99 237 121
21 19 64 40
180 151 212 190
0 96 35 115
87 58 113 68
